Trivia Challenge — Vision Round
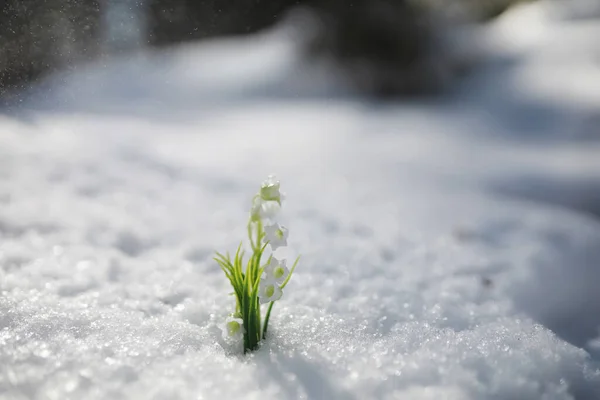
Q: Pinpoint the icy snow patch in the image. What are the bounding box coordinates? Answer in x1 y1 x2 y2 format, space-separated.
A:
2 1 600 398
1 113 600 399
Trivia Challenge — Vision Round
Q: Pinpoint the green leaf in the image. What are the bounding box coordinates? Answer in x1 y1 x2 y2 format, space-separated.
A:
251 266 266 295
280 255 300 289
262 301 275 339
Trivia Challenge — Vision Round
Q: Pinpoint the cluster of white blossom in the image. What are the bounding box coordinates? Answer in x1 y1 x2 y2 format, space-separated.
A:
255 175 290 304
220 175 294 344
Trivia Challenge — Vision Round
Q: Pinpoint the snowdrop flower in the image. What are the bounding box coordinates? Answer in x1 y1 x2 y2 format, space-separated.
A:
264 257 289 284
222 316 244 342
215 175 300 353
260 175 283 204
259 279 283 304
264 223 288 250
250 197 280 222
260 201 281 220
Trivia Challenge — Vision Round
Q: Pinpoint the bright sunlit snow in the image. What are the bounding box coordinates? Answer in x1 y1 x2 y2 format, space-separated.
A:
1 2 600 399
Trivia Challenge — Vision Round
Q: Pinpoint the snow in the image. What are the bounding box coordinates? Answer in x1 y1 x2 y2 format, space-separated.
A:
2 1 600 399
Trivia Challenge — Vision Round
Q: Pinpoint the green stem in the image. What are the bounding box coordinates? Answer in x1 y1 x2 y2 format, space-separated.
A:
262 301 275 339
255 296 261 348
240 205 270 352
242 284 250 353
247 295 256 351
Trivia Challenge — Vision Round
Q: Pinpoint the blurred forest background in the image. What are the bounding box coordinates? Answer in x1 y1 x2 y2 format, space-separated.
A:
0 0 532 102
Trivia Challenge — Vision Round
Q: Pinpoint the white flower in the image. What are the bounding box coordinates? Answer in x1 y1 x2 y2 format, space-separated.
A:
250 197 280 222
259 279 283 304
264 223 288 250
260 175 283 204
221 316 244 341
264 257 289 285
260 201 281 220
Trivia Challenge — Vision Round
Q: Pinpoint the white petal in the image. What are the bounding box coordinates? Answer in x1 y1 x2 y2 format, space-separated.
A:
259 201 281 220
269 284 283 302
264 224 288 250
259 294 271 304
222 317 244 341
264 257 279 276
259 279 283 304
260 175 281 202
272 262 289 285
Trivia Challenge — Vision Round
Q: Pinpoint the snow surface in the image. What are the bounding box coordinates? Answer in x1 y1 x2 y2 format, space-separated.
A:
2 2 600 399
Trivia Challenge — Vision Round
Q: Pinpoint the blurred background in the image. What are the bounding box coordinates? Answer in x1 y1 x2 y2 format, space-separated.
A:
1 0 600 218
0 0 571 99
